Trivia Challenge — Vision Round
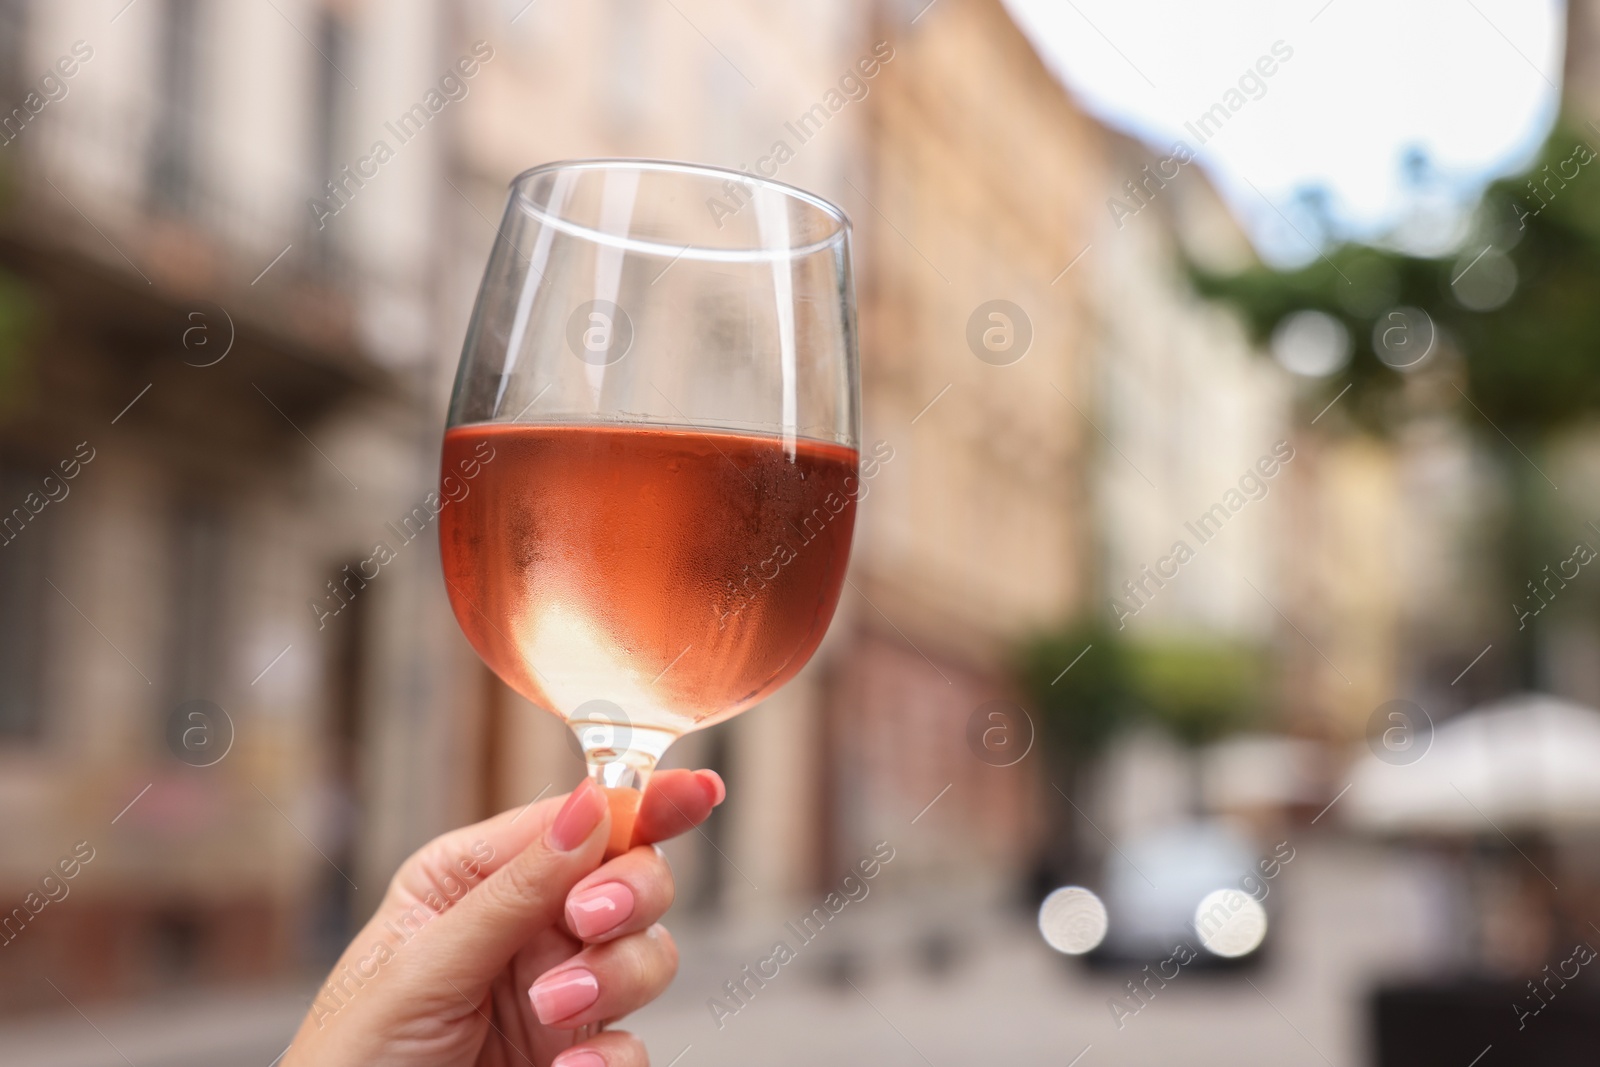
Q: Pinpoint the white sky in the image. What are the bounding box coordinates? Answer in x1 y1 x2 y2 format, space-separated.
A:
1002 0 1565 264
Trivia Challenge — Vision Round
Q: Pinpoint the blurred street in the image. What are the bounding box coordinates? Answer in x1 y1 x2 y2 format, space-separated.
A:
2 837 1445 1066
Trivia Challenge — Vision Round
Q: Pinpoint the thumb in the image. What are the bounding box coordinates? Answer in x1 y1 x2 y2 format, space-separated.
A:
412 779 611 988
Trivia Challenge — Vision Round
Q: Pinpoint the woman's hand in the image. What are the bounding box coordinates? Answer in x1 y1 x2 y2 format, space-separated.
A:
284 769 726 1067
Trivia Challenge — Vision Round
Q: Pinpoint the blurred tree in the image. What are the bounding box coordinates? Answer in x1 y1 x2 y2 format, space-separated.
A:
1127 638 1264 746
1019 624 1263 753
0 269 33 412
0 164 38 413
1017 620 1132 760
1192 121 1600 687
1016 621 1263 890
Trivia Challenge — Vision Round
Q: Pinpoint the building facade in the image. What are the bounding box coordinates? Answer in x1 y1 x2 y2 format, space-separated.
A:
0 0 477 1008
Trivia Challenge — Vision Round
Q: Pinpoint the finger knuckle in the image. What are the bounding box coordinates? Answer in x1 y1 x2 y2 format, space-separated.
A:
487 854 554 912
609 925 677 994
596 1031 647 1067
652 923 680 976
642 852 676 913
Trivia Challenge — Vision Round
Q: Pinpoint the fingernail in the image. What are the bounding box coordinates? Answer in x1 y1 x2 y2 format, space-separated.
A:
552 1050 606 1067
567 881 635 939
698 769 727 807
550 780 607 852
529 967 600 1025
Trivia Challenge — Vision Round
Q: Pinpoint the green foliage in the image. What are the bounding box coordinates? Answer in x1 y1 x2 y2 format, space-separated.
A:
1017 621 1133 757
1191 122 1600 436
1017 621 1265 757
0 267 35 407
0 156 33 404
1125 638 1264 746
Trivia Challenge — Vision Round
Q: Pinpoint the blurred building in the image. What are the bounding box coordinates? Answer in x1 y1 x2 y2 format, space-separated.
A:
1090 131 1290 642
1085 128 1412 756
830 0 1099 899
0 0 1297 1014
1086 127 1428 752
0 0 478 1008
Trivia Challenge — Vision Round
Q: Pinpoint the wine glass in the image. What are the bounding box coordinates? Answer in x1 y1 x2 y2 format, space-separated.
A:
440 159 860 856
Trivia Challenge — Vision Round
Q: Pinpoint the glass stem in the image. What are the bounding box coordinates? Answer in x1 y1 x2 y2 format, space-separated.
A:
588 752 657 858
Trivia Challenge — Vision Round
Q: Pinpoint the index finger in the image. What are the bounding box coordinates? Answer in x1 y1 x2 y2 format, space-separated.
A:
634 769 725 846
384 769 724 910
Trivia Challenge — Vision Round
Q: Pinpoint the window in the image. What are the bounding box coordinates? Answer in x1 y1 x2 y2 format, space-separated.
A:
163 499 228 709
307 9 349 261
147 0 201 213
607 0 650 131
0 468 50 740
0 1 29 105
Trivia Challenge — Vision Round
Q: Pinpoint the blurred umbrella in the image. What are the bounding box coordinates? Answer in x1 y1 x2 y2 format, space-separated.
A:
1347 693 1600 833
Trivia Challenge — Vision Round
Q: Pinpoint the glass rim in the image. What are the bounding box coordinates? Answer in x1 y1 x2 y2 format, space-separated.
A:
507 157 852 263
443 415 861 451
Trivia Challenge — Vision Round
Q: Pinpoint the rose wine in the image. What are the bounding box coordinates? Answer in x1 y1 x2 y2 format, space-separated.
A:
440 423 858 748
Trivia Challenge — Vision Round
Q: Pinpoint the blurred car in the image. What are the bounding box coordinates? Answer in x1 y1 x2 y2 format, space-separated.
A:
1090 820 1274 968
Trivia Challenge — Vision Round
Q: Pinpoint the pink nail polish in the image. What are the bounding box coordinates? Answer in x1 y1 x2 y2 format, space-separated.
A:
698 769 727 806
552 1050 606 1067
550 780 607 852
567 881 636 940
529 967 600 1025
